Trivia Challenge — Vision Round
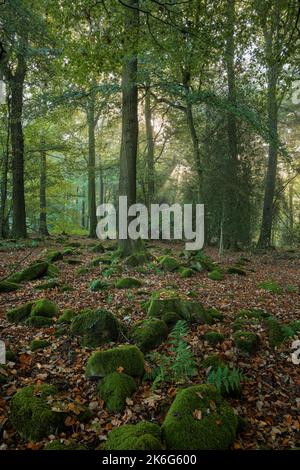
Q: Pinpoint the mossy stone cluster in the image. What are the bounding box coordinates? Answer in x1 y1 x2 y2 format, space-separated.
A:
7 299 58 327
31 339 50 351
103 421 162 450
89 243 105 253
233 331 258 354
158 255 180 272
162 384 238 450
10 384 65 441
179 267 194 278
71 308 119 347
131 318 168 352
46 251 64 263
7 261 50 284
203 331 224 345
97 372 137 413
86 345 144 378
57 309 76 324
208 270 224 281
227 266 246 276
115 277 142 289
125 252 148 267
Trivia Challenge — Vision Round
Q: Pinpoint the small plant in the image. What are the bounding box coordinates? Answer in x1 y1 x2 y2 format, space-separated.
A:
208 366 244 396
146 320 197 390
258 279 283 294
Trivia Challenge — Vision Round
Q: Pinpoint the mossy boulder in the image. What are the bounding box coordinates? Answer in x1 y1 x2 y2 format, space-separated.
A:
158 255 179 272
125 252 148 267
86 345 144 378
89 256 112 267
208 270 224 281
161 311 181 329
44 440 86 450
190 251 216 272
102 421 162 450
89 244 104 253
6 349 17 362
0 280 20 292
35 280 60 290
233 331 258 354
265 317 286 348
232 316 260 332
207 308 224 322
90 279 110 291
25 316 54 328
8 262 49 283
227 266 246 276
131 319 168 353
6 302 33 323
70 309 120 347
10 384 65 441
147 290 209 324
115 277 142 289
57 309 76 324
46 251 64 263
202 354 226 371
203 331 224 346
30 299 59 318
31 339 50 351
47 263 60 278
179 267 194 278
162 384 238 450
97 372 137 413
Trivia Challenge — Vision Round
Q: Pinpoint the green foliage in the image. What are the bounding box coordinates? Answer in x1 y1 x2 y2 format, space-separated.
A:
208 366 244 396
102 422 162 450
201 354 226 370
203 331 224 345
258 279 283 294
89 279 110 291
208 270 224 281
97 372 137 413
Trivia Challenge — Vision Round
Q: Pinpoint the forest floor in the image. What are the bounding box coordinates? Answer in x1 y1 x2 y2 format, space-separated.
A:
0 237 299 450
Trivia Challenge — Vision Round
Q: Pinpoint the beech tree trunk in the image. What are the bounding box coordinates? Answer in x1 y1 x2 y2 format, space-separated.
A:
39 136 49 236
144 84 155 207
87 96 97 238
0 100 10 238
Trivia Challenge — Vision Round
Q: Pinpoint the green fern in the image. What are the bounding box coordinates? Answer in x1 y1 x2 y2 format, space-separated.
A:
208 366 244 396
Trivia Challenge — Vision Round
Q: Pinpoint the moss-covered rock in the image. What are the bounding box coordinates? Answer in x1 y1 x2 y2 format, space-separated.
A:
66 241 81 248
31 339 50 351
102 421 162 450
161 311 181 329
208 270 224 281
30 299 59 318
6 302 33 323
131 319 168 353
89 244 104 253
201 354 226 370
203 331 224 346
25 316 54 328
47 263 60 278
8 262 49 283
115 277 142 289
233 331 258 354
227 266 246 276
44 440 86 450
71 309 119 347
89 256 112 267
179 267 194 278
46 251 64 263
147 290 209 324
97 372 137 413
125 252 148 267
162 384 238 450
6 349 17 362
35 280 60 290
89 279 110 291
232 317 260 331
158 255 179 272
206 308 224 322
10 384 65 441
0 280 20 292
86 345 144 378
265 317 286 348
190 251 217 272
57 309 76 324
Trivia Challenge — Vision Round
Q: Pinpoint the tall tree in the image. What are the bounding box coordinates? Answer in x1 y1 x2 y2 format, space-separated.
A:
87 94 97 238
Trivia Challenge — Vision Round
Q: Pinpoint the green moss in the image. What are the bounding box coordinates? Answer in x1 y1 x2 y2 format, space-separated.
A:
66 241 81 247
89 256 112 267
208 270 224 281
203 331 224 345
115 277 142 289
63 247 75 256
179 267 194 278
227 266 246 276
233 331 258 354
258 279 283 294
90 279 110 291
47 263 60 278
57 309 76 324
97 372 137 413
202 355 226 370
35 280 60 290
265 317 286 348
46 251 64 262
161 312 181 329
71 309 119 347
289 320 300 334
44 440 86 450
6 302 33 323
10 384 65 441
0 280 20 292
6 349 17 362
162 384 238 450
131 319 168 353
232 317 260 331
102 421 162 450
31 299 59 318
31 339 50 351
158 255 179 272
190 251 217 271
89 243 104 253
125 252 148 267
236 308 268 320
86 345 144 378
76 267 90 275
206 308 224 322
25 316 54 328
8 262 49 283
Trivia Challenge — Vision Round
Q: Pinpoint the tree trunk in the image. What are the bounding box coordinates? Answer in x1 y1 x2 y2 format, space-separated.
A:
99 168 104 206
39 136 49 236
87 96 97 238
0 100 10 238
144 84 155 207
118 0 139 256
10 53 27 238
